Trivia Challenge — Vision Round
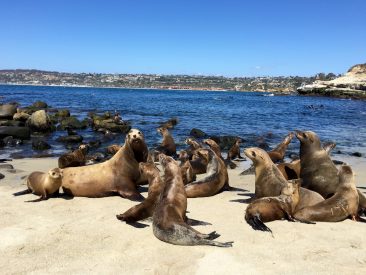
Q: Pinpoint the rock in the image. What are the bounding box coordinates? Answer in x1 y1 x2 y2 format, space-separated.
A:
88 140 102 149
60 116 88 130
28 110 52 132
0 120 24 127
210 135 240 149
190 128 206 138
3 136 23 146
351 152 362 157
297 63 366 99
0 126 31 139
32 139 51 150
0 164 14 170
55 109 70 118
13 112 30 121
32 101 48 109
0 104 17 119
56 135 83 143
0 138 4 147
93 119 130 133
0 173 4 180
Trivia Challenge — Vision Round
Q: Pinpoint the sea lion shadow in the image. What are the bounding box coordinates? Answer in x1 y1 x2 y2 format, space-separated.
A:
55 193 74 200
125 221 150 228
357 186 366 190
137 186 149 193
230 193 255 204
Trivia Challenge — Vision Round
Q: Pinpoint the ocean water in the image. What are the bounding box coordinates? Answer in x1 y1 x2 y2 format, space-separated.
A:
1 84 366 158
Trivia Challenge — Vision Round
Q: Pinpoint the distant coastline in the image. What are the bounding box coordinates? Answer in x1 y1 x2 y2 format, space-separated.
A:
0 69 329 94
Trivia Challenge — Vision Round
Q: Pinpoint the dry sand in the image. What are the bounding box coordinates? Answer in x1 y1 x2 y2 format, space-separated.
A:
0 156 365 274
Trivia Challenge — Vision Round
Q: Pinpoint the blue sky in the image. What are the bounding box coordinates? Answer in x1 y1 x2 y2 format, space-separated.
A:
0 0 365 76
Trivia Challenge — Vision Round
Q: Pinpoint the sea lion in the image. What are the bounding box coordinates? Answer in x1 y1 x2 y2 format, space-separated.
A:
204 138 237 169
294 179 325 211
294 165 362 222
276 141 337 180
156 127 176 156
116 161 163 222
13 168 63 202
185 148 228 198
227 138 244 160
152 154 233 247
58 144 89 168
245 179 300 233
61 129 148 201
244 147 325 208
267 132 294 163
178 150 196 185
185 137 202 158
106 144 122 155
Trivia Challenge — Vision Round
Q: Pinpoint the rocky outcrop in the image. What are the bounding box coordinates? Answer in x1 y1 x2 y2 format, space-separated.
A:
0 126 31 139
0 104 17 119
297 63 366 99
28 110 53 132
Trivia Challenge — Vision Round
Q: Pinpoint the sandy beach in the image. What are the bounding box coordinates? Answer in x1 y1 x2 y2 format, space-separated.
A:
1 156 365 274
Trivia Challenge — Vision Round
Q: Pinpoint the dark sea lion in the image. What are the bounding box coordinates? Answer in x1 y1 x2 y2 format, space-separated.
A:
61 129 148 201
185 148 228 198
227 138 244 160
156 127 176 156
294 165 363 222
244 147 325 207
58 144 89 169
178 150 196 185
13 168 63 202
245 179 301 233
116 161 163 222
267 132 294 163
152 154 233 247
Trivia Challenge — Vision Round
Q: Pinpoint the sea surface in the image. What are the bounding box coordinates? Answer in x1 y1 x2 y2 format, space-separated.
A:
1 84 366 158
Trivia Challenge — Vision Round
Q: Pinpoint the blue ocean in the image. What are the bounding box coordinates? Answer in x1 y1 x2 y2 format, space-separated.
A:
1 84 365 158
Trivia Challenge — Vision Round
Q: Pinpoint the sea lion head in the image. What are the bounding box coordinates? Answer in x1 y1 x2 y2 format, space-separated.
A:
78 144 89 154
126 129 148 162
282 179 301 196
295 130 321 149
139 162 159 178
48 168 63 179
158 153 176 167
203 138 218 148
244 147 270 165
338 165 354 185
235 138 242 144
185 137 196 146
157 127 167 135
178 150 189 161
284 132 294 144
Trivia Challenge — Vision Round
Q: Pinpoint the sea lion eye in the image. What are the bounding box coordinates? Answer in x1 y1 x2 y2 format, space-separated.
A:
252 151 256 157
138 131 141 135
52 172 55 176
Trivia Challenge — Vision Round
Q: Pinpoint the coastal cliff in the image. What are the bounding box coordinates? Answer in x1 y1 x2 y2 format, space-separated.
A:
297 64 366 99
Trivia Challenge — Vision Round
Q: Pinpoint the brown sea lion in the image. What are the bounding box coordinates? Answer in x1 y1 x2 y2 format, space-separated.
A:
245 179 301 233
106 144 122 155
267 132 294 163
204 138 237 169
152 154 233 247
116 161 163 222
156 127 176 156
61 129 148 201
13 168 63 202
58 144 89 169
178 150 196 185
227 138 244 160
277 141 336 180
294 165 362 222
244 147 325 207
185 137 202 158
185 148 228 198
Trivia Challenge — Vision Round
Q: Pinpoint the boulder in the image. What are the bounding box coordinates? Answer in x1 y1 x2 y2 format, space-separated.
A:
55 109 71 118
28 110 52 132
0 120 24 127
0 126 31 139
210 135 241 149
3 136 23 146
56 135 83 143
60 116 88 130
0 104 17 119
13 112 30 122
93 119 130 133
32 101 48 109
189 128 206 138
32 140 51 150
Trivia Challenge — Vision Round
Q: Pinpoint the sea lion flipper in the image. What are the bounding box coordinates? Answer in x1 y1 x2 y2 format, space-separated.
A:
25 195 48 203
13 189 31 196
185 217 212 226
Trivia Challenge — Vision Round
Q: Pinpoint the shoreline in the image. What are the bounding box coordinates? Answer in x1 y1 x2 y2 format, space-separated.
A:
0 156 365 274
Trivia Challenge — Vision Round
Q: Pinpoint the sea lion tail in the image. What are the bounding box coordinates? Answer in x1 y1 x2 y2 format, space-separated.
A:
200 240 234 247
246 215 273 233
13 189 31 196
